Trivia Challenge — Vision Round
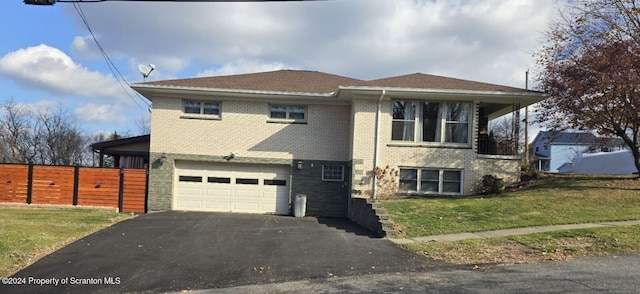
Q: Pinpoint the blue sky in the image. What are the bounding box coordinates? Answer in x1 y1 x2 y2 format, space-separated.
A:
1 0 561 138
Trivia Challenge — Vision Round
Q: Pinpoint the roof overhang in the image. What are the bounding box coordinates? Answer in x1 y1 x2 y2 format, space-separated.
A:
337 86 547 119
130 84 547 115
130 84 350 105
90 134 150 157
337 86 546 102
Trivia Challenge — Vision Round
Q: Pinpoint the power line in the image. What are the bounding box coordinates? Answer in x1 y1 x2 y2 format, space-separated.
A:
26 0 322 5
72 2 152 111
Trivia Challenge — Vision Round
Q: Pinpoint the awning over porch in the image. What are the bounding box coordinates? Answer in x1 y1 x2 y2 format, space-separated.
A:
90 134 150 169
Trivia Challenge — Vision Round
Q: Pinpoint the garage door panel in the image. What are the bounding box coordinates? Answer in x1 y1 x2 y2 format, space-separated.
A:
176 200 205 209
205 188 232 197
175 162 290 215
232 202 261 211
202 194 232 202
177 187 204 196
204 201 232 210
234 189 261 199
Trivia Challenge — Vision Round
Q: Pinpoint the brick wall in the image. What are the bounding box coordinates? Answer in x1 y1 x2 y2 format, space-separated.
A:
349 99 378 198
150 97 351 161
147 94 522 208
350 97 522 197
147 153 351 217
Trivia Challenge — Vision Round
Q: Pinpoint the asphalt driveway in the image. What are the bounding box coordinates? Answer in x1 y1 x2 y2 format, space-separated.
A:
4 211 441 293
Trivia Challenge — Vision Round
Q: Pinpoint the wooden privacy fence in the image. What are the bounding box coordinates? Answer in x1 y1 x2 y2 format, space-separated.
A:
0 163 147 213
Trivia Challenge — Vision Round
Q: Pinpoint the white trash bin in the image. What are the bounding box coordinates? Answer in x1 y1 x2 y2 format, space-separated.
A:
294 194 307 217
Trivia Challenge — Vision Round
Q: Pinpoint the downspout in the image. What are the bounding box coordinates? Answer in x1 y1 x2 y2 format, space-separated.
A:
372 90 386 200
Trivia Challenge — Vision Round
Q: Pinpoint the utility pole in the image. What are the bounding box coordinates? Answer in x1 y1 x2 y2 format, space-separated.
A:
524 70 529 167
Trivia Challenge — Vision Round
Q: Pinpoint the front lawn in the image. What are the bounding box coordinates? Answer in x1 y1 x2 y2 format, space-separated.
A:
382 174 640 238
0 207 133 277
402 226 640 266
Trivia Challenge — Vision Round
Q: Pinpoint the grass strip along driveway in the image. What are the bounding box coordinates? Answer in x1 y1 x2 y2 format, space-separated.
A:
382 174 640 265
0 207 132 277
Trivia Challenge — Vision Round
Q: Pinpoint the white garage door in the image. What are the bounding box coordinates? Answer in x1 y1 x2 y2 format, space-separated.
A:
174 162 290 214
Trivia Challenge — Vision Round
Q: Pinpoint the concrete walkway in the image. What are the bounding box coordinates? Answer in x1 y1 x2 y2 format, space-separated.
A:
389 220 640 244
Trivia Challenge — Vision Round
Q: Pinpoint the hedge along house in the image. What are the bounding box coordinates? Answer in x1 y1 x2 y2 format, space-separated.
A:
131 70 546 218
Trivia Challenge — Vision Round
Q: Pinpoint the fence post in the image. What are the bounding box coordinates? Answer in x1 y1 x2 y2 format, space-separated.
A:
118 168 125 213
144 166 149 213
73 165 80 206
26 163 34 204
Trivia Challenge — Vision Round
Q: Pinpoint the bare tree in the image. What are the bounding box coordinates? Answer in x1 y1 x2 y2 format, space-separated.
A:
135 114 151 135
535 0 640 173
33 106 87 165
1 100 95 166
489 115 526 156
87 131 124 167
0 101 37 163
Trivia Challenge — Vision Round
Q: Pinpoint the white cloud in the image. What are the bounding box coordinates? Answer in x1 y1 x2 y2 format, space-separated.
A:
74 103 126 124
65 0 558 88
71 35 100 60
0 44 122 99
197 59 289 77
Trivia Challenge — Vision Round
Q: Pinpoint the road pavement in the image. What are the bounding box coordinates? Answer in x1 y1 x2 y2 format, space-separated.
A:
203 253 640 293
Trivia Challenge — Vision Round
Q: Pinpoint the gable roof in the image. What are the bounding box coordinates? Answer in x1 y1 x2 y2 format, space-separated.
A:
534 131 598 145
138 70 364 94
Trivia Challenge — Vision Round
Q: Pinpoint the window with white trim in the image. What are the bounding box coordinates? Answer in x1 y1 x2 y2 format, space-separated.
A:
392 101 470 144
322 165 344 181
183 100 220 117
399 168 462 194
269 105 306 122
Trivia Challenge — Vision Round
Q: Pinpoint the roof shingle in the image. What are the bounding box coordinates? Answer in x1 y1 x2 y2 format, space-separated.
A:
361 73 529 92
138 69 535 94
140 70 363 94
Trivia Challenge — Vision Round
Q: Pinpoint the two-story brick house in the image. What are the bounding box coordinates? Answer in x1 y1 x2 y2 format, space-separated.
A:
131 70 546 217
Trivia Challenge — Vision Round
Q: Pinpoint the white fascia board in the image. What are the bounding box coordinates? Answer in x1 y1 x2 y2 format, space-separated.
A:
131 84 350 105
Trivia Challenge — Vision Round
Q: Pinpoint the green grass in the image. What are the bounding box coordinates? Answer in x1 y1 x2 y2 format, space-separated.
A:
402 226 640 265
0 208 133 277
511 226 640 255
382 174 640 238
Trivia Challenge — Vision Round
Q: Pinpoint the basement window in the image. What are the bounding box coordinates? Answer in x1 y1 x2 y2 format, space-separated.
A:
322 165 344 182
399 168 462 195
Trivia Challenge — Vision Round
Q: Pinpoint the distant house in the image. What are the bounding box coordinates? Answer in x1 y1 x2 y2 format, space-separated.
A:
532 131 626 172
